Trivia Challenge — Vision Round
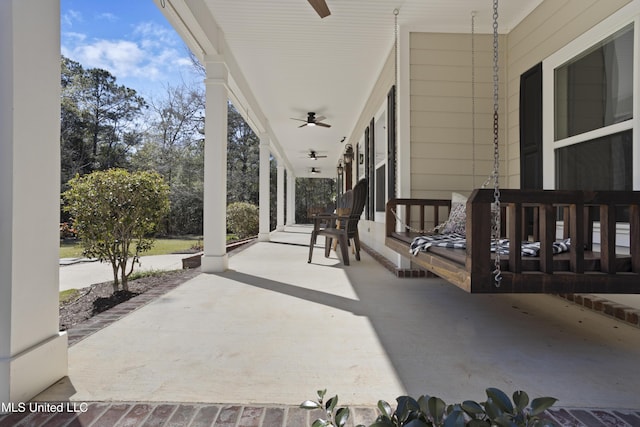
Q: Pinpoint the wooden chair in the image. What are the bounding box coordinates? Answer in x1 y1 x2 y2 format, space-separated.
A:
308 178 368 265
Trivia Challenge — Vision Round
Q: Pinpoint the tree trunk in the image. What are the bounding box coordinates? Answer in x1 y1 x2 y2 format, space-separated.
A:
111 263 120 293
120 261 129 292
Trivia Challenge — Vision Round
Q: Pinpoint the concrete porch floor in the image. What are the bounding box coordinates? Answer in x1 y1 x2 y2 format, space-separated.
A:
26 225 640 422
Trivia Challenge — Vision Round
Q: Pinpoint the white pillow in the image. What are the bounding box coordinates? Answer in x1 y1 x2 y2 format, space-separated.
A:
440 192 467 235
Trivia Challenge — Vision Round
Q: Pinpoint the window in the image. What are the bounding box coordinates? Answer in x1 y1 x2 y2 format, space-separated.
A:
374 109 387 214
555 24 633 141
544 19 636 191
556 130 632 191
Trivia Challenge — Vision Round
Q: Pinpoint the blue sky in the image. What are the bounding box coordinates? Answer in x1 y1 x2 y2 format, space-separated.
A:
61 0 202 99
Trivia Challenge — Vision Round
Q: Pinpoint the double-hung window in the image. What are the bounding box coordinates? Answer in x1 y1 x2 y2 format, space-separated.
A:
544 18 636 192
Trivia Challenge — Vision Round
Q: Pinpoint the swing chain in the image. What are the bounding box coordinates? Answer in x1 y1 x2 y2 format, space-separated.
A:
389 208 443 235
491 0 502 287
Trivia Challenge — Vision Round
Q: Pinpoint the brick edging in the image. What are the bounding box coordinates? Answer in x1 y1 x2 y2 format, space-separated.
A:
2 402 638 427
360 243 426 278
361 243 640 329
556 293 640 329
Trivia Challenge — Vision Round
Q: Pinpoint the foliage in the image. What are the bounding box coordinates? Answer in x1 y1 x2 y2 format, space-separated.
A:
63 169 170 293
296 178 337 223
60 222 77 240
227 103 260 205
59 289 80 304
60 56 147 188
226 202 259 239
131 83 205 235
301 388 558 427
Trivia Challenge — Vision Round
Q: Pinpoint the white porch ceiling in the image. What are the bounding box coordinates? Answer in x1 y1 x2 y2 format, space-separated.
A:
160 0 543 178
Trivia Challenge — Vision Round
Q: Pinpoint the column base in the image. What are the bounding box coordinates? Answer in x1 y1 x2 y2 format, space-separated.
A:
201 254 229 273
1 332 68 407
257 232 271 242
276 225 285 232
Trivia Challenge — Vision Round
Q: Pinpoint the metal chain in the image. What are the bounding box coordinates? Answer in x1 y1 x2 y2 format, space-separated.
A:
394 8 399 88
389 208 443 235
394 9 399 197
471 11 476 188
491 0 502 287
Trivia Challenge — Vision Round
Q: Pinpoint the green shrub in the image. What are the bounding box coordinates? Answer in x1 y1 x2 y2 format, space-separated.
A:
63 169 170 293
301 388 557 427
227 202 259 239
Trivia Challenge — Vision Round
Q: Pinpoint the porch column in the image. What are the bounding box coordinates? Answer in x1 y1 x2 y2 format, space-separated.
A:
286 170 296 225
201 58 229 272
276 163 285 231
258 135 271 241
0 0 68 405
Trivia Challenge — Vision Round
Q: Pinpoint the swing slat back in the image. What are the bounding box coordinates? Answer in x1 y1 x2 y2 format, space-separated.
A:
385 189 640 294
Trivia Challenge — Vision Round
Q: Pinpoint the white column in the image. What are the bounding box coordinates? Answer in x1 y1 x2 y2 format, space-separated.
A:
286 170 296 225
258 136 271 241
201 59 229 272
276 163 285 231
0 0 68 405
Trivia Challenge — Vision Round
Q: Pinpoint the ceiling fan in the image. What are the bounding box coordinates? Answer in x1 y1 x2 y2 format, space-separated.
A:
292 112 331 128
309 167 321 174
308 150 327 160
307 0 331 18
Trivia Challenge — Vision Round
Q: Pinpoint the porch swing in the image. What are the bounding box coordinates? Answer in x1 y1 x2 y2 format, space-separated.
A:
385 0 640 294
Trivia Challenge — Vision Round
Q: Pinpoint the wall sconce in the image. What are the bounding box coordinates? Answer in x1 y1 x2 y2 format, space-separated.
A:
337 161 344 175
359 153 364 165
343 144 354 164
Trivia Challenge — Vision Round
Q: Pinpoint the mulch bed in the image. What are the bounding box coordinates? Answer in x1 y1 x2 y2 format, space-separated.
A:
59 268 198 331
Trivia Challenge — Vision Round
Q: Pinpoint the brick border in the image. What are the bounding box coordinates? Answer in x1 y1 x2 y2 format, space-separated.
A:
1 402 638 427
556 293 640 329
361 243 640 329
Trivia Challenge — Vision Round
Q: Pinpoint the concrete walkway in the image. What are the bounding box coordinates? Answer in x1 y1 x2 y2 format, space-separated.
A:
12 225 640 425
59 254 186 291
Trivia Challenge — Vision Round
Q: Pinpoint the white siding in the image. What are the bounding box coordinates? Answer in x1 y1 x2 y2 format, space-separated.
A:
409 32 507 199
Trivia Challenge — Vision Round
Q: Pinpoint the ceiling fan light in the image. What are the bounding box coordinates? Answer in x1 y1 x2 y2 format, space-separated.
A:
307 122 316 127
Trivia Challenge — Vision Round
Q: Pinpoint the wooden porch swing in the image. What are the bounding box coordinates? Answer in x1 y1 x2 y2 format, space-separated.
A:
385 0 640 294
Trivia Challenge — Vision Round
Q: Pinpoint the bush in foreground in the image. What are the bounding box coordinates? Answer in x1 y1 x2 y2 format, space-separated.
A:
301 388 557 427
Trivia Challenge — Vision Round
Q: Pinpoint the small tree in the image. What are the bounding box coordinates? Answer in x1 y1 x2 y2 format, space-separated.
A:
227 202 259 239
63 169 170 293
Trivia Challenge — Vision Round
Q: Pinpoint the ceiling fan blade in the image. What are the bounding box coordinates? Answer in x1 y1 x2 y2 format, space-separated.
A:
291 117 307 122
314 115 326 122
298 123 308 128
307 0 330 18
316 122 331 128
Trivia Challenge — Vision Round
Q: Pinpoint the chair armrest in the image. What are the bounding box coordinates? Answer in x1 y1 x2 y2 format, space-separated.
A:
311 213 338 230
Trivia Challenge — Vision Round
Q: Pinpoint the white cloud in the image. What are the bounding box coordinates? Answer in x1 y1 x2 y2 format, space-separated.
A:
98 12 119 23
134 21 179 49
61 17 200 96
65 37 194 85
62 9 83 28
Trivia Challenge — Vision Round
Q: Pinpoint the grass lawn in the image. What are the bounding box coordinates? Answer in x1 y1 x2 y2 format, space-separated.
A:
60 237 203 259
59 235 245 258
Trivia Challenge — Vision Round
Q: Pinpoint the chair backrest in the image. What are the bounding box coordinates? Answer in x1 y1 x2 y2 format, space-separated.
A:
343 178 368 237
338 190 353 210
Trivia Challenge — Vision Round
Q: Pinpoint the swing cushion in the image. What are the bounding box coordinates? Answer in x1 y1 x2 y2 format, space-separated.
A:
440 193 467 234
